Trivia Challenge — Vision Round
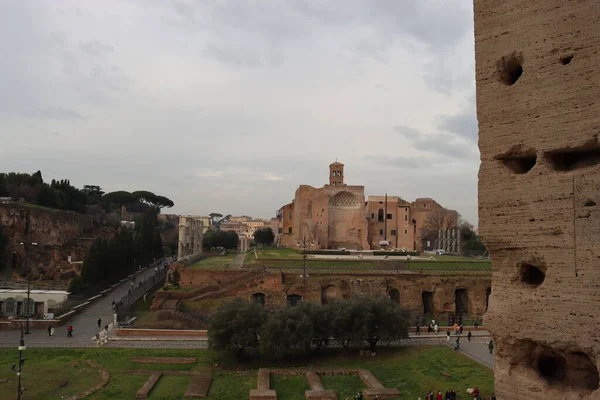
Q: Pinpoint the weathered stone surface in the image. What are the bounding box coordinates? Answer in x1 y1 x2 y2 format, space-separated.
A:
358 370 384 389
184 374 212 398
305 389 336 400
249 389 277 400
305 372 324 390
475 0 600 399
136 372 162 399
0 203 111 281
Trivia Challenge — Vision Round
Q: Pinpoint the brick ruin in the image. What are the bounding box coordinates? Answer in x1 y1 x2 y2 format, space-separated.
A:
277 162 459 252
179 268 491 321
475 0 600 398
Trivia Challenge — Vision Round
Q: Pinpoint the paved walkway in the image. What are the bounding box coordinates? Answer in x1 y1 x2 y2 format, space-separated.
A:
0 264 163 347
232 251 246 268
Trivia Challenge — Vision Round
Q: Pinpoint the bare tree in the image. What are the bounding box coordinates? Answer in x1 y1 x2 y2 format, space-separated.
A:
420 209 458 247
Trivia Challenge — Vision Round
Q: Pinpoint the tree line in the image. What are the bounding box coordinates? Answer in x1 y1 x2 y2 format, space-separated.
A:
208 296 410 359
68 208 165 293
0 170 174 215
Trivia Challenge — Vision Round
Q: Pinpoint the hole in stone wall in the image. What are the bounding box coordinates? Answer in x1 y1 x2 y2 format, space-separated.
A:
518 263 546 287
497 52 524 85
545 139 600 171
512 340 600 393
584 199 596 207
495 146 537 174
560 54 574 65
538 353 566 381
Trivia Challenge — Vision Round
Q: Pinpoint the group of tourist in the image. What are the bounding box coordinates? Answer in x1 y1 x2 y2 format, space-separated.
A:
421 388 496 400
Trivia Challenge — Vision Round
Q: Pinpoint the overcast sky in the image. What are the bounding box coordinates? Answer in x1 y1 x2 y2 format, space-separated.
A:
0 0 480 225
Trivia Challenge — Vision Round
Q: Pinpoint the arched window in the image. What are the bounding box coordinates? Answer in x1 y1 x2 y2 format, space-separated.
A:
4 298 16 316
389 288 400 303
252 293 265 306
378 209 384 222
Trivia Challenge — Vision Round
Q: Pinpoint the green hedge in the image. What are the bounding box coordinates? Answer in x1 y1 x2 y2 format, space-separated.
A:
373 251 420 256
305 250 352 255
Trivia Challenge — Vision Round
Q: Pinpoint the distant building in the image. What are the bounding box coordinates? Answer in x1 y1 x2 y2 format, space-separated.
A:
277 161 459 252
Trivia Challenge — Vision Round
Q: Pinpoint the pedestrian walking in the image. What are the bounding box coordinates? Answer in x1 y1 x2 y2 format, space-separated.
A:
47 325 52 337
97 317 101 328
488 339 494 354
416 324 420 335
468 331 472 342
454 337 460 351
143 293 147 303
434 323 439 335
105 325 109 334
459 324 464 334
67 324 73 337
436 390 443 400
446 330 450 341
50 325 55 336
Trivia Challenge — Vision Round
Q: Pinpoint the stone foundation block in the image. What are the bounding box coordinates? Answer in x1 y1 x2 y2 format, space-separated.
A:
249 389 277 400
305 389 337 400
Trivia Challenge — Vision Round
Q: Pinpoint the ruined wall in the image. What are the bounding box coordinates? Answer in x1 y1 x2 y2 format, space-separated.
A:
182 268 491 318
0 204 113 281
475 1 600 398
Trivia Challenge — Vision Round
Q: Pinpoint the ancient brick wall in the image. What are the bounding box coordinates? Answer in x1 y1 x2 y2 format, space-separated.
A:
183 269 490 318
475 1 600 398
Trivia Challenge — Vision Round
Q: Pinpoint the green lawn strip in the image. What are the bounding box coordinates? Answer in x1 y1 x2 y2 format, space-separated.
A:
190 254 237 269
206 370 256 399
320 375 366 400
148 375 190 399
0 350 102 399
271 374 310 400
86 373 148 400
257 248 303 259
407 262 491 270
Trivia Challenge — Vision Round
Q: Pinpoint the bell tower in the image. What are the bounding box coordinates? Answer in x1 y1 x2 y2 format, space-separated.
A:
329 161 344 186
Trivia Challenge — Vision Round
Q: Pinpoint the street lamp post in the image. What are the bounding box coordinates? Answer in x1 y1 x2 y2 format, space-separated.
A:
301 236 308 301
20 242 38 335
14 324 26 399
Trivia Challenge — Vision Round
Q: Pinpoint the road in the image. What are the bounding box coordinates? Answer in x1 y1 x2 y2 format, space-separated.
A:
0 265 161 347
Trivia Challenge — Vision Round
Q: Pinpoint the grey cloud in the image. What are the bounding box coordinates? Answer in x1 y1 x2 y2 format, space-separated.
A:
172 1 194 18
202 45 262 68
393 124 476 160
437 105 478 143
0 106 82 120
80 40 114 56
363 154 426 169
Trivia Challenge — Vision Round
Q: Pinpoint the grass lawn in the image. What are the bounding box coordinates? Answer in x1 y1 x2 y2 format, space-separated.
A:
256 247 302 259
408 261 491 271
0 346 493 399
189 253 238 269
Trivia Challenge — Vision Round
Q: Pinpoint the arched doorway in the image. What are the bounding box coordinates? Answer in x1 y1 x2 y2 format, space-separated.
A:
389 288 400 303
485 287 491 311
252 293 265 306
321 285 338 305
